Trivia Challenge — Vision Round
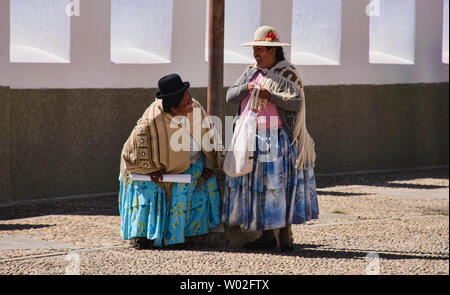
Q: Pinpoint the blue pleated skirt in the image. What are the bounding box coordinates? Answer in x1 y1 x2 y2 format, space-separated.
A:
119 155 221 247
222 128 319 231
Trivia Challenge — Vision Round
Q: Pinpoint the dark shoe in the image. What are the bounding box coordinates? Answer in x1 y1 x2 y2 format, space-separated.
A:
243 238 277 251
131 237 152 250
280 244 294 253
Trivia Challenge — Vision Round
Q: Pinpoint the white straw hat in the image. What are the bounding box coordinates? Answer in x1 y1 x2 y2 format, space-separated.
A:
241 25 290 47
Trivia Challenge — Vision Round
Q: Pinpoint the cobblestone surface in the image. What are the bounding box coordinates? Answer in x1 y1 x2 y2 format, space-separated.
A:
0 168 448 275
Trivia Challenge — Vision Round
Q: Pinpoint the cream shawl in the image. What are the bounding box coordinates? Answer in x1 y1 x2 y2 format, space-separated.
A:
120 98 222 202
252 60 316 169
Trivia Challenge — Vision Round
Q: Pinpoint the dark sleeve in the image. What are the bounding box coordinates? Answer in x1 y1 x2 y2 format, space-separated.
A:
268 90 303 112
226 69 251 104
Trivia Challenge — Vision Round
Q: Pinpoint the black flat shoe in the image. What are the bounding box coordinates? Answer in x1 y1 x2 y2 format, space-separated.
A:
243 238 277 251
131 237 152 250
280 244 294 253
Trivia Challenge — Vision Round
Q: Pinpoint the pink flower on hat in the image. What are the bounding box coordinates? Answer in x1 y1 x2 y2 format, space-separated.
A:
264 30 279 42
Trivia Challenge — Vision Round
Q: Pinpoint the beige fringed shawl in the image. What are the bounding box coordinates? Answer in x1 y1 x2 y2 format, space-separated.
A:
252 60 316 170
120 98 222 204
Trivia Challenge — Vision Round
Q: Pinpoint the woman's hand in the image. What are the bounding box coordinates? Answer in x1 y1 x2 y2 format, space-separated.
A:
148 170 163 183
201 168 214 181
248 83 270 112
258 87 271 101
248 82 270 101
247 82 258 92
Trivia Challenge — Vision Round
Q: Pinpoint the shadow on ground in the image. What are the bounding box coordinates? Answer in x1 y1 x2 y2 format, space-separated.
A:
0 224 55 231
316 167 449 189
0 195 119 220
317 191 371 197
280 245 450 261
133 242 449 261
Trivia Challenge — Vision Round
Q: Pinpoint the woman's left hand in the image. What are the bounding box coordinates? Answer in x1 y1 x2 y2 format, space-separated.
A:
201 168 214 181
258 87 271 101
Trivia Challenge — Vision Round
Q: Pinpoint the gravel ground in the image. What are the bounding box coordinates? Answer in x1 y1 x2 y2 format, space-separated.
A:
0 168 448 275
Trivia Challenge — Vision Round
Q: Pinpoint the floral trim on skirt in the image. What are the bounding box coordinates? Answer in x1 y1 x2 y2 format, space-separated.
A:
119 155 221 247
222 128 319 231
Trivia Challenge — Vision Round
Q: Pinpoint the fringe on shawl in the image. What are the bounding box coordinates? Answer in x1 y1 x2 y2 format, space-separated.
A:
257 61 316 170
119 100 174 204
119 100 161 185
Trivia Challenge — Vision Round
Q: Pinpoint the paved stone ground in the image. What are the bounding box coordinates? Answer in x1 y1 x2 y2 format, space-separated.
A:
0 168 448 275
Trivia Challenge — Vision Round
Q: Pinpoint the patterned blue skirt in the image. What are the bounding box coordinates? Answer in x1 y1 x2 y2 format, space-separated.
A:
222 128 319 231
119 155 221 247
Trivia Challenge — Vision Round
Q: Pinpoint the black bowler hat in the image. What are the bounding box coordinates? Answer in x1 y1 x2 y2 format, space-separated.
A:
156 73 190 100
156 74 190 112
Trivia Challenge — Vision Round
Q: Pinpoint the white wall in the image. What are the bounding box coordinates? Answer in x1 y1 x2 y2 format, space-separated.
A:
0 0 10 86
110 0 173 64
443 0 449 63
291 0 342 65
205 0 262 64
0 0 448 89
10 0 71 63
369 0 416 64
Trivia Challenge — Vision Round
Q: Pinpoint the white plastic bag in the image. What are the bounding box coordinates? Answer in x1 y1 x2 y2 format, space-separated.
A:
223 86 260 177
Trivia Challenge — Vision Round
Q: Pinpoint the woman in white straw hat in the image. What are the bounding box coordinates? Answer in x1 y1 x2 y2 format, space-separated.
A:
222 25 319 253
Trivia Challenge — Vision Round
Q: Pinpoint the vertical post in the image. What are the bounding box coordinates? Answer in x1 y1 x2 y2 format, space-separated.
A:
0 0 11 204
207 0 224 118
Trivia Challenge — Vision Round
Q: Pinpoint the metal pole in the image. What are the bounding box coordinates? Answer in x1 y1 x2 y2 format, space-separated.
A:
207 0 224 118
